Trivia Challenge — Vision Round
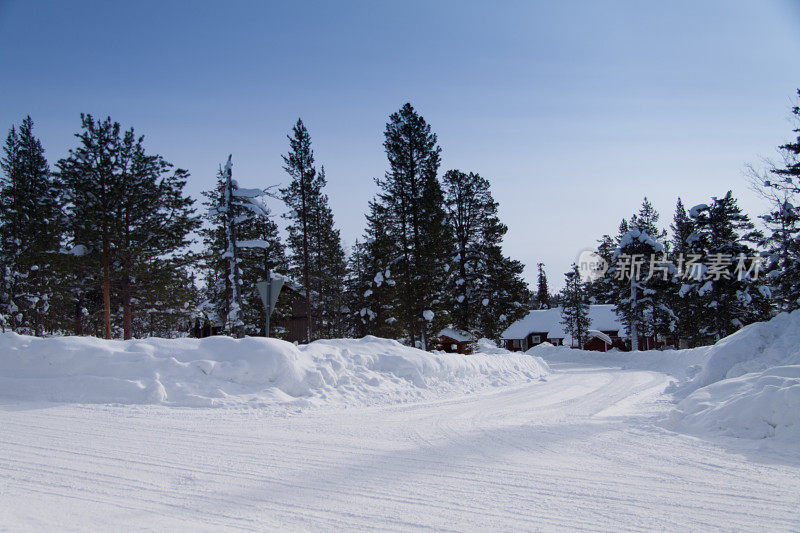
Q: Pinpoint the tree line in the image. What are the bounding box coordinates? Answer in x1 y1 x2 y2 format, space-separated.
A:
3 90 799 348
557 89 800 349
0 104 530 345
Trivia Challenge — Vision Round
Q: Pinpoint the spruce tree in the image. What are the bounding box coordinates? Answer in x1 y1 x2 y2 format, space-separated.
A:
348 204 403 340
561 264 591 349
585 235 616 304
670 198 694 256
478 243 530 340
535 263 551 309
609 199 672 350
0 116 62 334
670 198 700 346
305 167 348 338
281 120 346 341
683 192 771 340
281 119 316 341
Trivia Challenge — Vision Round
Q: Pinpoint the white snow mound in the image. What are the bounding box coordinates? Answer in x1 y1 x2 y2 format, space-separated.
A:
0 333 549 408
670 310 800 442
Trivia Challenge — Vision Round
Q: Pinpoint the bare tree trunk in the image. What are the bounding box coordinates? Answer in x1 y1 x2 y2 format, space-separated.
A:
122 274 132 339
74 298 83 335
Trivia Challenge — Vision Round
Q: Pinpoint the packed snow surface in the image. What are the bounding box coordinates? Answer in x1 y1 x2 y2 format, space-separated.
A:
0 333 549 408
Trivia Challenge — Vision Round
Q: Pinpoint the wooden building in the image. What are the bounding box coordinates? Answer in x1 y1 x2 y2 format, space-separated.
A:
501 305 626 352
435 328 476 354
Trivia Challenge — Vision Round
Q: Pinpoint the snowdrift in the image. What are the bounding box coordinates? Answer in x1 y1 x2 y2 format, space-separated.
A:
0 333 549 408
668 310 800 442
526 342 710 382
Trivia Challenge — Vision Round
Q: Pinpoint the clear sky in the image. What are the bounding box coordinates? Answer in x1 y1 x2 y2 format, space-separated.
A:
1 0 799 288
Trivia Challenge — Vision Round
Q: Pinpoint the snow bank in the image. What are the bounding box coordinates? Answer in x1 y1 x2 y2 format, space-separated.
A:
670 366 800 441
0 333 549 408
675 310 800 397
475 337 511 355
669 310 800 443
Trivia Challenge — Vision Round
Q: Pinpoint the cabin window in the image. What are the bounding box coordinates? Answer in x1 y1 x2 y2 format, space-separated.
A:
451 344 458 351
512 339 521 349
530 335 541 344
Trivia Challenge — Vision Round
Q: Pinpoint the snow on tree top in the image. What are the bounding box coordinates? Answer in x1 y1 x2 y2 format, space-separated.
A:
617 228 664 253
689 204 708 217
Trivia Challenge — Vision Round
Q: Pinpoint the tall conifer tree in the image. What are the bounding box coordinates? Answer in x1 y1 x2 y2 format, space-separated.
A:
58 114 199 339
281 120 346 341
371 103 453 349
442 169 528 339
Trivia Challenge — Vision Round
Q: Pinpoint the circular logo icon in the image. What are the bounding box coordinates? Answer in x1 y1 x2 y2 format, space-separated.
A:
576 249 608 282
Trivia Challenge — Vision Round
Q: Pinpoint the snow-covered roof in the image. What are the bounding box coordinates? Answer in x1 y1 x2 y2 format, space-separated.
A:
438 328 475 343
500 305 622 340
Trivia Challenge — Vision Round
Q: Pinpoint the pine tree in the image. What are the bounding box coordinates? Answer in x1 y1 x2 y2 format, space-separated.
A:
442 169 529 338
0 116 62 334
561 264 591 349
57 114 199 339
372 103 453 349
57 115 120 338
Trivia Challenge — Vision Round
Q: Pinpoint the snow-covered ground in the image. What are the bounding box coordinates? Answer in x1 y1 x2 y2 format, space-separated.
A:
1 321 799 531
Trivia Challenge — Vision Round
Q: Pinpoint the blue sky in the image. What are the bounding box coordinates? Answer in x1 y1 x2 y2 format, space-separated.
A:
1 0 799 288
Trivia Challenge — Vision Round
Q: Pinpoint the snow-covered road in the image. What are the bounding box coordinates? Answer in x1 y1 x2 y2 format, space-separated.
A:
1 362 798 531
